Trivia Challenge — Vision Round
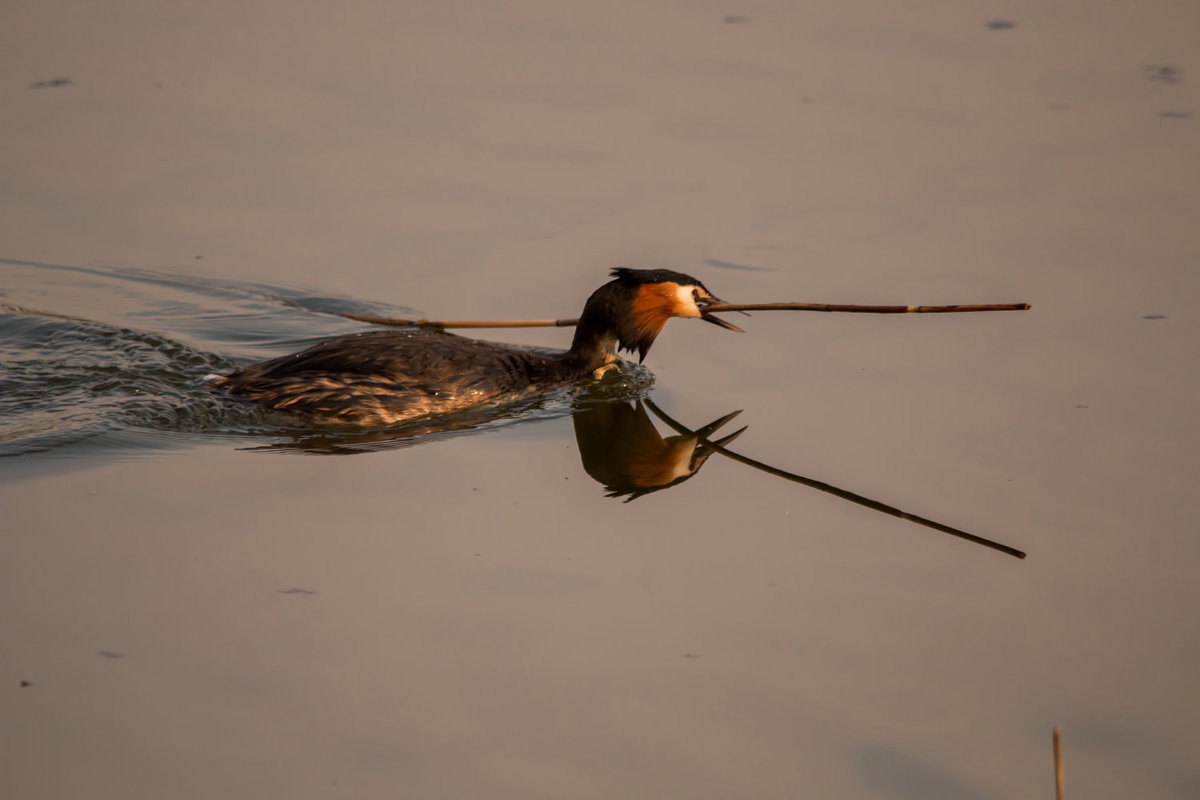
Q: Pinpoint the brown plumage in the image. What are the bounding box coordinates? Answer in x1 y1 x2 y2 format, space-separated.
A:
209 268 738 427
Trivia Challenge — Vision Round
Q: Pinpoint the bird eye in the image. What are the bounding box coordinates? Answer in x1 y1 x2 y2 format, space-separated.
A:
692 288 700 300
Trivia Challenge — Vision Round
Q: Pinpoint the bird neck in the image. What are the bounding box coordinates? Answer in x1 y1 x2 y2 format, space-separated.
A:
564 279 673 371
564 280 633 371
564 313 621 372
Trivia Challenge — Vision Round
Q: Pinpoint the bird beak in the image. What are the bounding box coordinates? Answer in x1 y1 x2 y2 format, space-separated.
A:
701 313 745 332
693 409 743 439
697 294 745 333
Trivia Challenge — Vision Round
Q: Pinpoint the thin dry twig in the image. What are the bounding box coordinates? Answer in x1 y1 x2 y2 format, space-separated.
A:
1054 727 1064 800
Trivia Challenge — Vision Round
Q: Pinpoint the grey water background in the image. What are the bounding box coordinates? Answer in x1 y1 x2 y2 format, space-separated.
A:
3 2 1199 798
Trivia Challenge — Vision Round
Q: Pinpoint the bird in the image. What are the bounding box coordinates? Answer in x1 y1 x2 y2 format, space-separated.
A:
208 268 741 427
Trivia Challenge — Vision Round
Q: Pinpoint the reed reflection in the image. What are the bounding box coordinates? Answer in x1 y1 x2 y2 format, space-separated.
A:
640 399 1025 560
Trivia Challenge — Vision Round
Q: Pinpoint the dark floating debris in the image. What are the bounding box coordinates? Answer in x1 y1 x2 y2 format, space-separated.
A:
20 680 34 688
279 587 319 595
1141 314 1168 319
1145 65 1181 84
985 20 1017 31
97 650 124 659
1074 404 1090 409
703 258 771 272
30 77 73 89
1158 111 1192 119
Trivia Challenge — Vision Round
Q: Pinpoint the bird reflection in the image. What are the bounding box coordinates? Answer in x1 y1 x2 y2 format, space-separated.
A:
573 401 744 501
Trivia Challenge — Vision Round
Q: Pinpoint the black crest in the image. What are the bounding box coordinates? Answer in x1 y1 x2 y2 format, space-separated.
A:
610 267 710 293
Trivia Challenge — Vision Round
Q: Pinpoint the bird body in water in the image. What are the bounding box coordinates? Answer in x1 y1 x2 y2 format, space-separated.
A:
210 268 739 426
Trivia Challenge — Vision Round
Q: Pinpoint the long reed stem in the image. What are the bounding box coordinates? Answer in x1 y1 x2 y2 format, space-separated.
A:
334 301 1030 330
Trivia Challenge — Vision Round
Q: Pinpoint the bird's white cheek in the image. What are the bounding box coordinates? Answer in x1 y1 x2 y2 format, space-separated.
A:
672 284 703 318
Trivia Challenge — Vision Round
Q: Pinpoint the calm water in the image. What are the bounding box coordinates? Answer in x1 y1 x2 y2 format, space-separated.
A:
4 3 1199 799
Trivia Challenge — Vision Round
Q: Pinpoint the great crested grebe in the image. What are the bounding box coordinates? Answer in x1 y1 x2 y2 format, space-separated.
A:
210 268 740 426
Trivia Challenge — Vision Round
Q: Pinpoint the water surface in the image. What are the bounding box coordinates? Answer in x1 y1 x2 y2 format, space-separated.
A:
3 3 1199 799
